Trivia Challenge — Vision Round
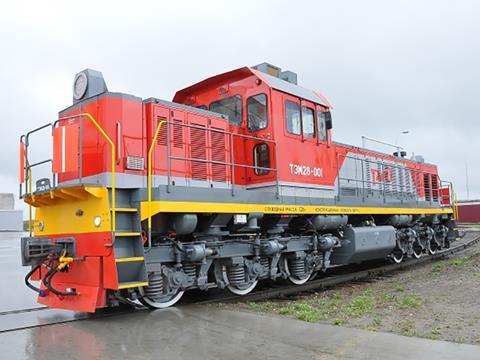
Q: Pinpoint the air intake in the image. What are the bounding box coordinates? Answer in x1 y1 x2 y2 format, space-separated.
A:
252 62 298 85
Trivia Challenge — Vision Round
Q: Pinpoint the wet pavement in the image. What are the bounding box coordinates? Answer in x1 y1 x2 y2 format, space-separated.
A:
1 231 480 359
0 232 37 312
1 305 480 360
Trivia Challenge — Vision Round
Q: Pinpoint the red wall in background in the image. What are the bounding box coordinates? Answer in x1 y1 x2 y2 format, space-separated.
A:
457 202 480 223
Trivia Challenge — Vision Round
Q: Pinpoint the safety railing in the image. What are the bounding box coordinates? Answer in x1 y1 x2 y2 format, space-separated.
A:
146 120 278 251
20 113 117 236
439 180 458 219
336 153 454 209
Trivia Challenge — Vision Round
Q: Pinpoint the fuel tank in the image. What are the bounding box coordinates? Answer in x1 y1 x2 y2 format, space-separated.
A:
330 225 396 265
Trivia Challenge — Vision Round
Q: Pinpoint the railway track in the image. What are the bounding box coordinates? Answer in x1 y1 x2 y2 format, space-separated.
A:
0 306 46 317
2 231 478 334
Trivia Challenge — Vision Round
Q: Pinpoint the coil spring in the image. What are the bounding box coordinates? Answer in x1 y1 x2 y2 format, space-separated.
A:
183 263 196 281
289 258 306 277
144 273 163 300
260 257 270 271
227 265 245 286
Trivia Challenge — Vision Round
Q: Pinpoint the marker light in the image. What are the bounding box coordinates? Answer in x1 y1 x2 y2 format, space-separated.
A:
93 216 102 228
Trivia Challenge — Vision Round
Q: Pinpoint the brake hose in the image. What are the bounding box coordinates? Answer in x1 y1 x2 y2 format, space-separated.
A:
25 264 44 296
42 266 77 297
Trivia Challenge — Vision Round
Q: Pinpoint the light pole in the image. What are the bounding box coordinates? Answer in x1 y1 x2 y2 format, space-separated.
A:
395 130 409 147
394 130 409 156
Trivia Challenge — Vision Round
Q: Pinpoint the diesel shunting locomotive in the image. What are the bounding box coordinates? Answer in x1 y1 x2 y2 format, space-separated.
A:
20 63 457 312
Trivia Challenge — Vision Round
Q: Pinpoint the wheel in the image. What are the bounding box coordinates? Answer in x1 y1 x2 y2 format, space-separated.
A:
429 236 442 255
139 272 185 309
412 241 423 259
139 289 185 309
428 241 437 255
226 280 258 295
222 266 258 296
389 248 404 264
283 257 313 285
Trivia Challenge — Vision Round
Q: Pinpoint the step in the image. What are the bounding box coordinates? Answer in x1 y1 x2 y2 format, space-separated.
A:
118 281 149 290
115 256 145 263
112 207 138 213
115 232 141 237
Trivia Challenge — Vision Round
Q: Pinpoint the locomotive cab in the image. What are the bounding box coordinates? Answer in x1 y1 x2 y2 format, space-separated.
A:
173 62 335 190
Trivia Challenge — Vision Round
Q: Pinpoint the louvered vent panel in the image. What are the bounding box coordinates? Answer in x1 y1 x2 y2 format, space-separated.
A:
405 168 412 194
398 167 405 194
211 128 226 182
156 117 167 146
431 175 439 201
190 124 207 180
173 120 183 149
365 161 372 190
423 173 431 201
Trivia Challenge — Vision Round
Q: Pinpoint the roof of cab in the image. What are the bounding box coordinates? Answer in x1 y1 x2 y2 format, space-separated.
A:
173 66 330 107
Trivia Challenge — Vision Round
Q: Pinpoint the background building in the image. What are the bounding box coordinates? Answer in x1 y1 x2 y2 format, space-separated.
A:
457 200 480 223
0 193 23 231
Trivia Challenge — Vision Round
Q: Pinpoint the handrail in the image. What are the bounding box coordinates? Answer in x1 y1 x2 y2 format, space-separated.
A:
56 113 117 233
147 120 167 252
336 152 453 208
146 120 279 251
21 113 117 235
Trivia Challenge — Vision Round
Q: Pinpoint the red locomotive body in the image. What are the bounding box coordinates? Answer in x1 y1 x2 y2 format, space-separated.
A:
19 64 457 312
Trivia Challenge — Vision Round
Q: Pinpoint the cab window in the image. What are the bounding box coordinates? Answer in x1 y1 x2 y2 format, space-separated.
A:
285 100 301 135
302 106 315 138
317 111 327 141
247 94 268 130
253 143 270 175
210 95 242 126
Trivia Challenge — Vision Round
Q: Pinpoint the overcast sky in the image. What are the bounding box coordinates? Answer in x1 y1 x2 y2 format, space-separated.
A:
1 0 479 213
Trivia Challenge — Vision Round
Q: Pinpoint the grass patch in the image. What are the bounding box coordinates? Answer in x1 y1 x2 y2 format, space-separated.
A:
449 258 466 267
278 302 321 322
345 294 374 317
247 301 276 312
398 293 422 308
399 320 419 337
432 257 469 272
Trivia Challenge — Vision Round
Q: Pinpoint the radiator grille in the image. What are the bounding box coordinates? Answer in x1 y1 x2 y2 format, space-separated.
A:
431 175 439 201
156 117 167 146
190 124 207 180
423 173 431 201
126 156 144 170
211 128 226 182
341 187 357 197
173 120 183 149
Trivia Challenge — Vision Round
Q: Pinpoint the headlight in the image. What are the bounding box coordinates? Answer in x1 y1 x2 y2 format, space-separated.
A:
73 72 88 100
93 216 102 227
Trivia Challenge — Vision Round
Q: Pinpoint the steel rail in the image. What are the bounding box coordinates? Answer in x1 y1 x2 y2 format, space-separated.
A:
0 307 134 334
2 232 478 334
0 307 47 317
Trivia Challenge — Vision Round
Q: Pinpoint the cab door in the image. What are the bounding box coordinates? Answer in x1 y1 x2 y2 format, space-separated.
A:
244 93 276 188
280 92 324 187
